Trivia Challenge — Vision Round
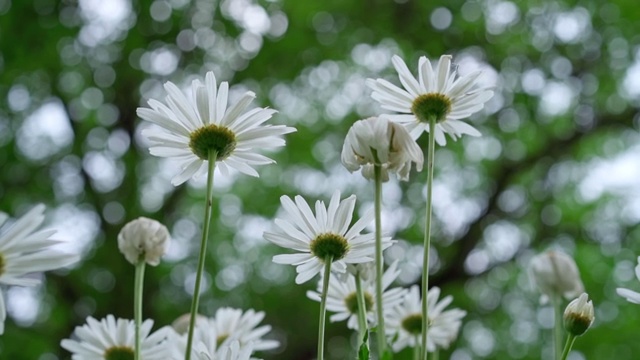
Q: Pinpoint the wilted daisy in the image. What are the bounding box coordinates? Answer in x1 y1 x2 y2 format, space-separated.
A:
386 286 466 353
616 256 640 304
118 217 170 266
61 315 169 359
264 191 392 284
529 250 584 304
307 260 407 330
0 204 79 334
367 54 493 145
341 116 423 182
137 71 296 186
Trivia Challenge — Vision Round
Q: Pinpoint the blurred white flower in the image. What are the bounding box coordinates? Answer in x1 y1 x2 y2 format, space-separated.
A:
264 191 392 284
341 116 423 182
529 250 584 304
367 54 493 145
386 285 466 353
137 71 296 186
563 293 594 336
616 256 640 304
306 260 407 330
196 340 255 360
118 217 170 266
61 315 169 359
0 204 79 334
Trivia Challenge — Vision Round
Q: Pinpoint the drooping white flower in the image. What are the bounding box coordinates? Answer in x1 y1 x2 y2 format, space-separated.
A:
341 116 423 182
386 286 466 353
137 71 296 186
117 217 170 266
306 260 407 330
616 256 640 304
168 308 277 359
0 204 79 334
264 191 392 284
563 293 594 336
61 315 169 360
367 54 493 145
529 250 584 304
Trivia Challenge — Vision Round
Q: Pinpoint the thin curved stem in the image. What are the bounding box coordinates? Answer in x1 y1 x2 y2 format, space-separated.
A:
185 150 218 360
421 117 436 360
317 256 333 360
134 258 146 360
560 334 576 360
553 296 563 360
373 164 386 357
355 272 369 351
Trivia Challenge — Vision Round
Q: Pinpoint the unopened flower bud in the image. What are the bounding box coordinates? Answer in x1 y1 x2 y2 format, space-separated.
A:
118 217 170 266
563 293 594 336
529 250 584 304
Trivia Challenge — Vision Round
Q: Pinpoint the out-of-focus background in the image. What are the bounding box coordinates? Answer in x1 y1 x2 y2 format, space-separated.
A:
1 0 639 359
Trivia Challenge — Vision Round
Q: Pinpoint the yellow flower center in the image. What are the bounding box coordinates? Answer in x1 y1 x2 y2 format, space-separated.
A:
104 346 134 360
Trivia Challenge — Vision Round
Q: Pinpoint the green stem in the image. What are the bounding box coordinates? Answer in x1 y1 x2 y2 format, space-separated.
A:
553 296 563 360
373 164 386 357
421 116 436 360
185 150 218 360
317 256 333 360
413 336 420 360
134 258 146 360
560 334 576 360
355 272 369 350
432 350 439 360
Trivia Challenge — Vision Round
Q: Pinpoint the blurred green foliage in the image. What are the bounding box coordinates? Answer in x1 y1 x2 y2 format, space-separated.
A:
0 0 639 359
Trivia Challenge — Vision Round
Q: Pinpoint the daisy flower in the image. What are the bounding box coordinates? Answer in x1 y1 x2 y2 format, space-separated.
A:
367 54 493 145
0 204 79 334
616 256 640 304
137 71 296 186
264 191 392 284
529 250 584 304
341 116 423 182
386 286 466 353
306 261 407 330
196 340 255 360
60 315 169 359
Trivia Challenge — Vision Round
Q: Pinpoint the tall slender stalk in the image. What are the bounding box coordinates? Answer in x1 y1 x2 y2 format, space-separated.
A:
133 257 146 360
413 336 420 360
553 295 563 360
185 150 218 360
355 272 369 350
560 334 576 360
317 256 334 360
373 164 386 356
421 117 437 360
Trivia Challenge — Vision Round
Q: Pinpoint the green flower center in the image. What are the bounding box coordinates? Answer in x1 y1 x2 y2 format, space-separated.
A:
309 233 350 261
411 93 452 123
344 291 374 314
188 124 237 160
216 333 229 347
401 313 423 335
104 346 134 360
0 253 5 276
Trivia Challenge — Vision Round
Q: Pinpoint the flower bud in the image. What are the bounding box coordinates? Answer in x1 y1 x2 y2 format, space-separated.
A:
563 293 594 336
341 116 423 182
118 217 170 266
529 250 584 304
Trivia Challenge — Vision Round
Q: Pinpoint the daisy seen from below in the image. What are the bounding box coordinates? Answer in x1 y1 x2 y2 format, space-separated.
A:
137 71 296 186
264 191 391 284
60 315 169 360
306 260 407 330
341 116 423 182
367 54 493 145
386 285 466 354
616 256 640 304
0 204 79 334
196 340 254 360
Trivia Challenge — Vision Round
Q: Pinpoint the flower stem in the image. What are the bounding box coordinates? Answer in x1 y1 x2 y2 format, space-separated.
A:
355 272 369 350
432 350 439 360
317 256 333 360
185 150 218 360
373 164 386 356
560 334 576 360
413 336 420 360
421 116 437 360
134 257 146 360
553 295 563 360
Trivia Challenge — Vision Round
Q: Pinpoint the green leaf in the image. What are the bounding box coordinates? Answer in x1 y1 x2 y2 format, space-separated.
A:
380 349 394 360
